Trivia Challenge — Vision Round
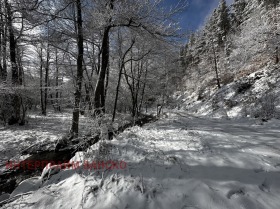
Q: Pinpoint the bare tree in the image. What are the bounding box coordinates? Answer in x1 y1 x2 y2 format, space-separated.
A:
91 0 186 115
71 0 84 135
0 0 7 81
112 30 135 121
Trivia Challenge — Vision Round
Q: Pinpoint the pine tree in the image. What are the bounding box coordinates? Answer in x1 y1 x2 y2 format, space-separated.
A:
216 0 231 44
259 0 279 9
202 1 231 89
232 0 247 27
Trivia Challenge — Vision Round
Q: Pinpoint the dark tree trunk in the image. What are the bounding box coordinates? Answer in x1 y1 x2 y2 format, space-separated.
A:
211 40 221 89
93 26 110 115
275 46 279 64
93 0 114 115
0 1 5 81
104 60 109 103
55 48 61 112
84 83 92 111
42 44 50 116
71 0 84 135
39 46 45 115
124 66 138 118
2 12 7 81
6 0 18 85
5 0 22 125
112 61 123 122
132 97 138 118
16 47 23 85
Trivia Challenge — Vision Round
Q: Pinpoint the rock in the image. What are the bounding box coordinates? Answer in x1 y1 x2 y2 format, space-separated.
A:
10 177 42 198
55 134 73 151
0 193 10 202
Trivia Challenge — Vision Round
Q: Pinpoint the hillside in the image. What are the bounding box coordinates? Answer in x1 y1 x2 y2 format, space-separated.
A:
179 0 280 120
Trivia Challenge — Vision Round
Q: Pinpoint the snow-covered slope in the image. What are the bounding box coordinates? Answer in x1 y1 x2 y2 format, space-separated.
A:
2 110 280 209
179 65 280 119
179 0 280 120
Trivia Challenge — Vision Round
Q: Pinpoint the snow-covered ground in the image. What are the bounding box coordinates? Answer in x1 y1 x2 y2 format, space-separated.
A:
1 110 280 209
177 65 280 120
0 111 73 170
0 110 128 171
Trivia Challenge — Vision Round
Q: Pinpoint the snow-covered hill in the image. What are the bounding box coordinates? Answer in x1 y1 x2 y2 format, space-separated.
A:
178 0 280 120
177 64 280 120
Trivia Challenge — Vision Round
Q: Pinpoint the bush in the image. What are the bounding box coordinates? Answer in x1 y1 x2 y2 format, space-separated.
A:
197 88 206 101
0 87 34 126
221 73 234 85
0 94 14 125
253 93 278 120
224 99 238 108
237 81 252 94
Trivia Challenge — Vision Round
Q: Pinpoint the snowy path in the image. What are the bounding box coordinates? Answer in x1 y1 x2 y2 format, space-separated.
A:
1 111 280 209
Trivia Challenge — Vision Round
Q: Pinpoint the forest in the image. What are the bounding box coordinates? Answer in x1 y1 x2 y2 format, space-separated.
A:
0 0 280 208
0 0 184 132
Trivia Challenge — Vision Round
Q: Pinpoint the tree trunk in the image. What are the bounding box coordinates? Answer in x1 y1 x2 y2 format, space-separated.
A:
112 61 123 122
275 46 279 64
93 26 110 115
55 48 61 112
71 0 84 135
93 0 114 115
5 0 22 125
39 46 45 115
0 1 5 81
2 11 7 81
104 60 109 104
112 38 135 122
211 40 221 89
138 61 148 113
43 44 50 116
16 47 23 85
6 0 18 85
84 83 92 111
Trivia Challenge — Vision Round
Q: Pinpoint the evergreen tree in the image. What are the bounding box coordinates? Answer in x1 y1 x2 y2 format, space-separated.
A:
216 0 231 44
259 0 279 9
204 0 231 47
232 0 247 27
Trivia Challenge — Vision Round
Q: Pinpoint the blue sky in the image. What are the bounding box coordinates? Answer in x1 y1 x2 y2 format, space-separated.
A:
164 0 234 32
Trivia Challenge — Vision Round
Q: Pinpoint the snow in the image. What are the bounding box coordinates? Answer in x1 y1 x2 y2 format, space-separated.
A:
0 110 111 173
180 64 280 121
0 111 73 171
1 110 280 209
10 177 42 198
